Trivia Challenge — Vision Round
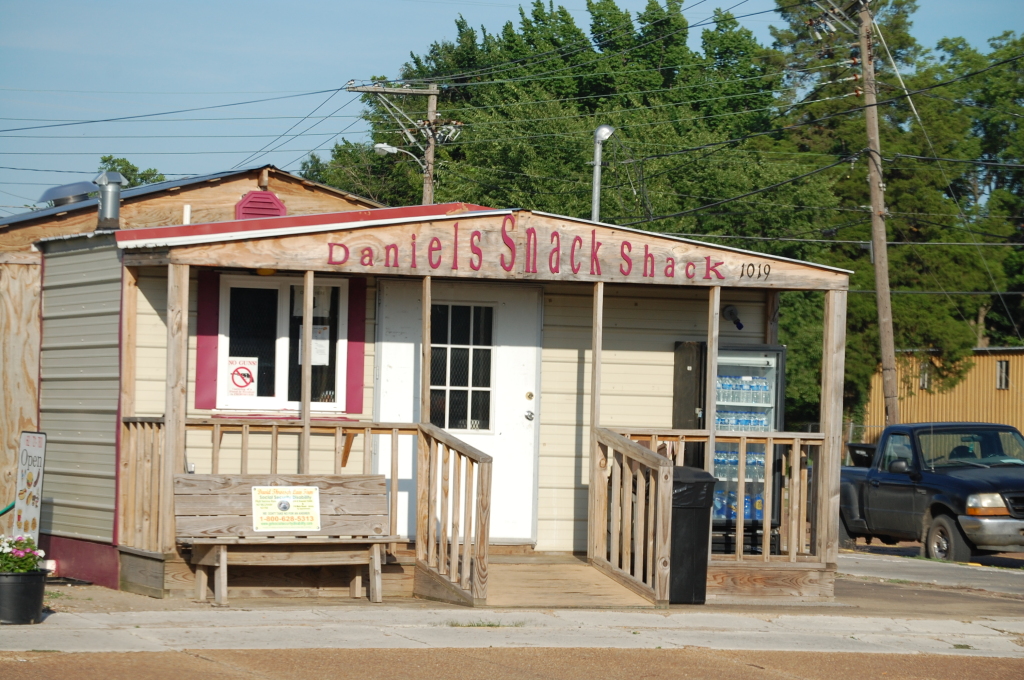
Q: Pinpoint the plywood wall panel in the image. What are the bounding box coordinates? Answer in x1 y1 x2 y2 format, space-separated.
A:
0 263 41 534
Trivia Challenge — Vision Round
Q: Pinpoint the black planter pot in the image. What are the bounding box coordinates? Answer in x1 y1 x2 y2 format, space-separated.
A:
0 570 48 625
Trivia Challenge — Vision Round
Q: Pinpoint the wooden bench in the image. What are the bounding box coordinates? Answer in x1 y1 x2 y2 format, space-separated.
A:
174 474 397 605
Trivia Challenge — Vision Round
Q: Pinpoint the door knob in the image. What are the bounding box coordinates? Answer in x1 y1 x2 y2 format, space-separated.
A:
525 411 534 421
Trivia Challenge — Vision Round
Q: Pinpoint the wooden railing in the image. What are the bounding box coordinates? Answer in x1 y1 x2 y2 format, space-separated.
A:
120 416 493 604
119 417 167 552
614 428 825 563
181 418 418 554
591 427 674 607
414 423 493 606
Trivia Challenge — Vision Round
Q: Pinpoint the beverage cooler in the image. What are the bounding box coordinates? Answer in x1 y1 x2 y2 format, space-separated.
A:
671 342 787 554
710 345 786 556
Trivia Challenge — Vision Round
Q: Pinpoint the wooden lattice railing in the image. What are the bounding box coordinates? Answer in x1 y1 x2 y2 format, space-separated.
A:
119 417 167 552
119 416 493 604
614 428 825 562
414 423 493 606
590 427 674 607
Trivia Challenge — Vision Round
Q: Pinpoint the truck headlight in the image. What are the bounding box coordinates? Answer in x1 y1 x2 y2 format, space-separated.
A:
966 493 1009 516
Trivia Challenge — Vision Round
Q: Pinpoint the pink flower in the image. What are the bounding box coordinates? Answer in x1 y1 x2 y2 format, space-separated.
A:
12 549 24 558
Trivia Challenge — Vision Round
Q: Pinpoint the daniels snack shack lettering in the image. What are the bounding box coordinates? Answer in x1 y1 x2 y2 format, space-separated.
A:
251 486 321 532
320 215 782 286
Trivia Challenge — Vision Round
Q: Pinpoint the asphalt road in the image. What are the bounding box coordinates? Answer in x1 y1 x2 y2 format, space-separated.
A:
2 648 1023 680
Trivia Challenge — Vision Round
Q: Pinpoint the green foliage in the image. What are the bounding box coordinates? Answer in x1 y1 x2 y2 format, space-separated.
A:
98 155 165 188
304 1 1024 422
0 534 46 573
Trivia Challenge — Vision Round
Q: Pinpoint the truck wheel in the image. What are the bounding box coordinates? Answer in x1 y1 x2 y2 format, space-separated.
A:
839 515 856 550
926 515 972 562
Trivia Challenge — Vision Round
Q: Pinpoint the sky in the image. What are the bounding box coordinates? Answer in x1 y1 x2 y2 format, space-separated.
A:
0 0 1020 214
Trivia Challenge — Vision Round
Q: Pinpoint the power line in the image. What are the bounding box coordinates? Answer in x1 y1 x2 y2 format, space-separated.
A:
888 153 1024 169
0 88 349 134
233 92 353 168
394 0 819 88
629 53 1024 163
621 153 859 226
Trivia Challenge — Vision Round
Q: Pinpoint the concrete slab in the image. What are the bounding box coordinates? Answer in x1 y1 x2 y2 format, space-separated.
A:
837 552 1024 595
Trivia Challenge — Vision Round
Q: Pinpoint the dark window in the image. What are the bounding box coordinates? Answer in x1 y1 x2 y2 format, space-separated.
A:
287 285 340 403
997 360 1010 390
228 287 278 397
919 361 931 391
429 304 493 430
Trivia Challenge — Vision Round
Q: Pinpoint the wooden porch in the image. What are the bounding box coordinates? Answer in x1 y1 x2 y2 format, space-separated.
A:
112 211 847 607
110 204 847 602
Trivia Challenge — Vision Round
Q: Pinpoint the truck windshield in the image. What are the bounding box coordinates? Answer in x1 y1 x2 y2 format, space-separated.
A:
917 428 1024 468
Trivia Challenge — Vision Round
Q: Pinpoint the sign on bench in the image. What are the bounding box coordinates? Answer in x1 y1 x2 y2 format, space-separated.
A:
174 474 396 605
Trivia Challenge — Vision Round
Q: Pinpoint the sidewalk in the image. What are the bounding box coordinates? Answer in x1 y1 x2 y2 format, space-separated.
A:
3 605 1024 656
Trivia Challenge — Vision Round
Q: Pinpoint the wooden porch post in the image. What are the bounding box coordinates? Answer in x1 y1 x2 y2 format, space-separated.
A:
300 271 313 474
162 263 189 553
818 288 847 563
117 266 139 546
421 276 432 423
704 286 721 467
587 281 604 561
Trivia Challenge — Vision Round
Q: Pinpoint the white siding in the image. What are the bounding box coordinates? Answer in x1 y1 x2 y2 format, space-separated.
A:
536 284 767 552
39 240 121 543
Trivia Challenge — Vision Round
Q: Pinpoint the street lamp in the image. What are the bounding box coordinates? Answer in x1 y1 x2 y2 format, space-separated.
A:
591 124 615 222
374 142 426 171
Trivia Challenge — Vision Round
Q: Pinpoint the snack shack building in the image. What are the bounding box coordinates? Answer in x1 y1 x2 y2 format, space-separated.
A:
33 202 849 606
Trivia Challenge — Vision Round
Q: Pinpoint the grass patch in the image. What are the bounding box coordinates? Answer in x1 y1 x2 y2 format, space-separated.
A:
44 590 67 598
446 620 525 628
953 644 973 650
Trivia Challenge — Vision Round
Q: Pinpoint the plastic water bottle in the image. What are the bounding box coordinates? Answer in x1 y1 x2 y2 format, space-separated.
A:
744 494 752 521
713 490 726 519
754 493 764 521
727 491 738 520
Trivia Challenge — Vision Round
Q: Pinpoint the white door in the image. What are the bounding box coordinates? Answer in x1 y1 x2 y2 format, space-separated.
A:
376 279 541 544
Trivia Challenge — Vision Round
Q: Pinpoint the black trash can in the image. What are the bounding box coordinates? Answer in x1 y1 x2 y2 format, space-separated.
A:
669 466 718 605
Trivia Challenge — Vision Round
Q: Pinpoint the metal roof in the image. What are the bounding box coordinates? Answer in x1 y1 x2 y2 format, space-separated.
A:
0 164 383 228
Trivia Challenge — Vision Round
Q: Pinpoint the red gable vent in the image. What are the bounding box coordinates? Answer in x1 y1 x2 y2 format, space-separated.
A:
235 191 287 220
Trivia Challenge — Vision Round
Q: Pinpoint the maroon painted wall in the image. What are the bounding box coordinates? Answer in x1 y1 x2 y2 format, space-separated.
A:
39 534 119 590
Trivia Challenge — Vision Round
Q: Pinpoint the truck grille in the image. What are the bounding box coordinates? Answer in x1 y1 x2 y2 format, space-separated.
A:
1004 493 1024 519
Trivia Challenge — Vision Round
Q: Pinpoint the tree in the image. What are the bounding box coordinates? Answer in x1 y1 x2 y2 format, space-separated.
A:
303 1 1021 424
98 156 165 188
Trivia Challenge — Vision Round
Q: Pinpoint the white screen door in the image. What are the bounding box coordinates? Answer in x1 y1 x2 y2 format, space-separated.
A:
376 280 541 543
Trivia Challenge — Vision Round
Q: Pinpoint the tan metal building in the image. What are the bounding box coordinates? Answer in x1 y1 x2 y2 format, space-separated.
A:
864 348 1024 439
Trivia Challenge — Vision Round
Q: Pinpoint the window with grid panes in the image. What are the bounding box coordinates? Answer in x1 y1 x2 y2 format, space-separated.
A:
429 304 493 430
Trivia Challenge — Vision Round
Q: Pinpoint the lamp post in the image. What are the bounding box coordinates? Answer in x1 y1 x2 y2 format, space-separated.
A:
591 124 615 222
374 143 426 170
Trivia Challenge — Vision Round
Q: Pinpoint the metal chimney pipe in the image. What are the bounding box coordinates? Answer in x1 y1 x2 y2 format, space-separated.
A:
94 171 126 229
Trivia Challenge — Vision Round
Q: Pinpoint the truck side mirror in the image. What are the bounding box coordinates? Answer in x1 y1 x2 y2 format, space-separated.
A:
888 459 910 474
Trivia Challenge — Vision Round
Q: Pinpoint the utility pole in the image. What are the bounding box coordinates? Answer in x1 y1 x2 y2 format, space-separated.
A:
857 1 900 425
347 84 439 205
423 92 437 206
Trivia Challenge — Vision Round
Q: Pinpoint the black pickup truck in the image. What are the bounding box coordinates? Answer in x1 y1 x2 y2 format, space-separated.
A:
840 422 1024 561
